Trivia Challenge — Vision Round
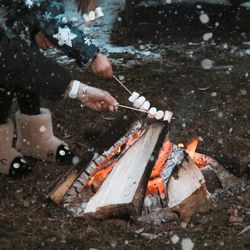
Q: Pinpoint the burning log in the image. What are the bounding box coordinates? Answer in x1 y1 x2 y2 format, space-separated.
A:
84 122 167 218
144 143 212 222
47 152 94 204
48 120 214 222
48 121 143 205
167 155 212 221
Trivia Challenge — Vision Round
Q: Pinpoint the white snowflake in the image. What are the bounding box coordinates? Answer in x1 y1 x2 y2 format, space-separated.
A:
25 0 34 8
53 27 77 47
84 37 92 46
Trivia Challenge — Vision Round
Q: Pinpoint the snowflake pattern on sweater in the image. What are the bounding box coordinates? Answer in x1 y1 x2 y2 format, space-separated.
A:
0 0 99 64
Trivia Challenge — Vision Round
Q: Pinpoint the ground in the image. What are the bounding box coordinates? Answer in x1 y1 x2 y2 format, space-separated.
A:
0 1 250 249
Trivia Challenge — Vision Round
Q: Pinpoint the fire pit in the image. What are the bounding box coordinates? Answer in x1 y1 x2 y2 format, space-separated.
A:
48 119 233 221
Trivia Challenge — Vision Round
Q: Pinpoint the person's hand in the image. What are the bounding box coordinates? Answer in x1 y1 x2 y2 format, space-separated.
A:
34 31 55 49
90 54 113 78
77 83 118 112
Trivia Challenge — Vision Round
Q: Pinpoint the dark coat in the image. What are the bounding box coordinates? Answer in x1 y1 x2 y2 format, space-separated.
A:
0 27 71 100
0 0 101 100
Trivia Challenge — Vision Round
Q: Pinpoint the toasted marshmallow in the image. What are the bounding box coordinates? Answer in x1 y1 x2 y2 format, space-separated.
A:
140 101 150 111
128 92 140 103
133 96 146 108
155 110 164 120
163 110 173 123
148 107 157 118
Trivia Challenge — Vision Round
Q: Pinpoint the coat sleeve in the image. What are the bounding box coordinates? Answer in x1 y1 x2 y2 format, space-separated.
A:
0 30 72 101
33 0 100 65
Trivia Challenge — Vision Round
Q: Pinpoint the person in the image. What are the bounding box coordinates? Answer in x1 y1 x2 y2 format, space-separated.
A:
0 25 118 177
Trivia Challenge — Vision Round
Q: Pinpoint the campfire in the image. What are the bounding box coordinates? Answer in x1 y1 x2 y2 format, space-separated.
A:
48 120 221 221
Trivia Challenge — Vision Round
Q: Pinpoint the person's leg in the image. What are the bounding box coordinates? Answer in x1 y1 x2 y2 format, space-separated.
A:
0 86 30 177
16 88 41 115
16 88 74 163
0 87 14 124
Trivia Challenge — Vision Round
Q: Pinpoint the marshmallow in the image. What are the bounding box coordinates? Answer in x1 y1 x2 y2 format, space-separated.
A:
155 110 164 120
88 11 96 21
140 101 150 111
83 14 91 26
133 96 146 108
95 7 104 19
128 92 140 103
148 107 157 119
163 110 173 123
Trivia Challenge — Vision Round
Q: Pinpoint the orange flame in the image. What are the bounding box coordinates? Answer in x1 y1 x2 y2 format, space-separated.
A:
87 129 143 192
88 165 113 191
150 140 172 179
185 137 199 159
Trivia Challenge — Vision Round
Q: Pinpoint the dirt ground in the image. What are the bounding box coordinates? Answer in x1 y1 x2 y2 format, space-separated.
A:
0 2 250 250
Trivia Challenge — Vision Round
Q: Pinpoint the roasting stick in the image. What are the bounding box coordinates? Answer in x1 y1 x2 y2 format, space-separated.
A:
118 104 148 114
113 75 132 95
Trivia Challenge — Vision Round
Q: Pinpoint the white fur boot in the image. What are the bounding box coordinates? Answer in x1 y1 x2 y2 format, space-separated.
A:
0 120 29 176
15 108 71 162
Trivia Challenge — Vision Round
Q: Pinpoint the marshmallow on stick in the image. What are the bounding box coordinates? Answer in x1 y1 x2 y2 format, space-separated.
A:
163 110 173 123
148 107 157 119
95 7 104 19
128 92 140 103
88 11 96 21
133 96 146 108
155 110 165 120
83 14 91 26
140 101 150 111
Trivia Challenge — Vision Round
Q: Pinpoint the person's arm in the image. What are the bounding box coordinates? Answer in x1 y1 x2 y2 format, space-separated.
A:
33 0 113 78
0 31 118 111
33 0 98 65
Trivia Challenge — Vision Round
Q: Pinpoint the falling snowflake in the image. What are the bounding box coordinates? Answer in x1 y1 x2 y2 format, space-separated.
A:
53 27 77 47
19 30 31 47
84 37 92 46
25 0 34 8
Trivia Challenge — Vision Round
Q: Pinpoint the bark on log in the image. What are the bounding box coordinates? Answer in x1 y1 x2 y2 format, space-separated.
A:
167 155 213 221
47 152 94 204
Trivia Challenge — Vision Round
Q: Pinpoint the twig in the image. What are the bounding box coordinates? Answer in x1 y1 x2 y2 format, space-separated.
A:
113 75 132 95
